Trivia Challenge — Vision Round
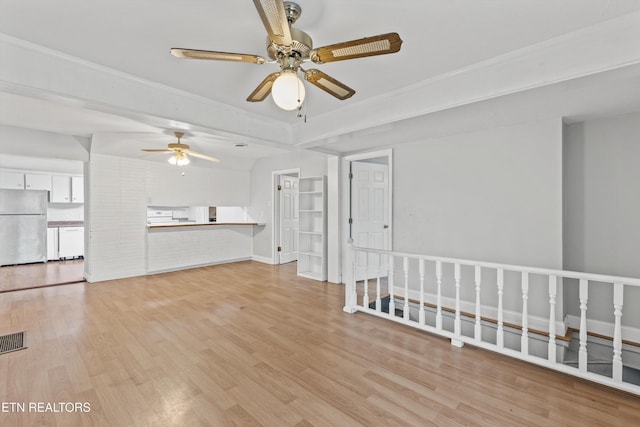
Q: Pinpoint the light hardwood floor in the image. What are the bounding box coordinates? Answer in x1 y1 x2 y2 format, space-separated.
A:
0 260 84 292
0 261 638 426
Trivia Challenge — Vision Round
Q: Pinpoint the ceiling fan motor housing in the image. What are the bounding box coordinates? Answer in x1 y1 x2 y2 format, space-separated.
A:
266 28 313 62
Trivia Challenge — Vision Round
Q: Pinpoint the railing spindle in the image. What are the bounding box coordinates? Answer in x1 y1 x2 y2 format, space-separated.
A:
497 268 504 349
436 261 443 330
548 275 557 363
613 282 624 382
419 258 426 325
521 272 529 356
451 263 464 347
363 253 369 307
388 254 395 317
403 257 410 320
454 263 462 337
474 266 482 341
348 246 357 311
375 253 382 312
579 279 589 373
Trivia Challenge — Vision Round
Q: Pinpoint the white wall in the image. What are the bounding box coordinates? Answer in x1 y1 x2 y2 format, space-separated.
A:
386 119 564 320
86 150 252 282
0 125 89 161
563 113 640 327
393 119 563 268
146 162 249 207
85 154 147 282
248 150 328 262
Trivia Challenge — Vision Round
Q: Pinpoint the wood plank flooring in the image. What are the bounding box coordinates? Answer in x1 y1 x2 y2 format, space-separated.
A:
0 260 84 292
0 261 638 426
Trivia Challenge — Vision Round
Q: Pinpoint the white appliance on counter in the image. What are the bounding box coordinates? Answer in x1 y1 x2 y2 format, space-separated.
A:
147 209 179 225
0 189 47 265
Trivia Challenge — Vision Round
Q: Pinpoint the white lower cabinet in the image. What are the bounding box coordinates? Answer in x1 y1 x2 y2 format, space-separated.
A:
58 226 84 259
47 228 59 260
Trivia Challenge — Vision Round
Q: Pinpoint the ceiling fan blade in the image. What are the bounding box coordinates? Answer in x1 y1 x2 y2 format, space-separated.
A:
142 149 174 153
170 48 266 64
247 72 280 102
304 69 355 100
184 149 221 163
310 32 403 64
253 0 292 46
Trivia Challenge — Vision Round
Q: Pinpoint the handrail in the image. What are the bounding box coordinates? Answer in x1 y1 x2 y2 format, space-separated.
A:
345 244 640 396
351 245 640 286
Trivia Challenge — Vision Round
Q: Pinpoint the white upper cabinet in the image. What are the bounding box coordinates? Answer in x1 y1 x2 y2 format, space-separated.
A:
25 173 52 191
0 171 25 189
71 176 84 203
51 175 71 203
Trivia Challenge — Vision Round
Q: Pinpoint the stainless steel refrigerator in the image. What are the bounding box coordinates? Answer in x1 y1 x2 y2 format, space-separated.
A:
0 189 48 266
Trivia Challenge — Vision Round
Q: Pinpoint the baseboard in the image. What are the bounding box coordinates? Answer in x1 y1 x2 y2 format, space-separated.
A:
565 314 640 344
394 287 567 336
84 269 146 283
146 258 251 275
251 255 274 265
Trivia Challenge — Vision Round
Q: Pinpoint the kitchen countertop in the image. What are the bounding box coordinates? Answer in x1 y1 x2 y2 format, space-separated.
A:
147 222 263 229
48 221 84 227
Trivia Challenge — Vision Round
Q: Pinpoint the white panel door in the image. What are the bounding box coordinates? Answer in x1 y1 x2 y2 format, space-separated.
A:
352 162 390 279
278 175 299 264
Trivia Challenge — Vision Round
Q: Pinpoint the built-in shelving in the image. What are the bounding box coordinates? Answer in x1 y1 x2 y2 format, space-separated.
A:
297 176 327 281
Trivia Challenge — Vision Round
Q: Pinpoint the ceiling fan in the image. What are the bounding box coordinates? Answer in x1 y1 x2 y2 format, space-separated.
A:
142 132 220 166
170 0 403 111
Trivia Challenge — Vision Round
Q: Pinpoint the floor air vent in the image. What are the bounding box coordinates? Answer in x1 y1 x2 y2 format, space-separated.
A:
0 331 27 355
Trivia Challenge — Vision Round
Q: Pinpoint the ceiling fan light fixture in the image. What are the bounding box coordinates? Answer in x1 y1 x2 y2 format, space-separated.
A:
272 70 305 111
168 152 190 166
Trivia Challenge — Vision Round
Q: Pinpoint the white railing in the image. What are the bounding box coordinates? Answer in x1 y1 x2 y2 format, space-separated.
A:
343 244 640 396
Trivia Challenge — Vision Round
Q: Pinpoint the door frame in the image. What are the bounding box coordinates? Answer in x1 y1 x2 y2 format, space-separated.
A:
272 168 300 265
342 149 393 284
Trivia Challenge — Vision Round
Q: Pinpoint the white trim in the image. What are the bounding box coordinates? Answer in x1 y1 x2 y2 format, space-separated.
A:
145 258 251 275
251 255 275 265
326 155 342 284
352 245 640 286
344 149 393 163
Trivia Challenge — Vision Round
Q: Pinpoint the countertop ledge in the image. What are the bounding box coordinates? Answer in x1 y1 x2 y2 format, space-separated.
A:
147 222 264 229
48 221 84 227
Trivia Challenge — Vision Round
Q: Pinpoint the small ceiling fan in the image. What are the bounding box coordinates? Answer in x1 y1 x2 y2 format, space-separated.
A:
142 132 220 166
170 0 403 111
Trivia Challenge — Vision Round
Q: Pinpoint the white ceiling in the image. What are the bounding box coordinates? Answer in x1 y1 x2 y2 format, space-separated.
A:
1 0 640 162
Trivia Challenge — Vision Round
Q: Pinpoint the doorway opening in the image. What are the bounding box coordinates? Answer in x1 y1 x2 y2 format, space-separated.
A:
344 149 393 281
272 169 300 265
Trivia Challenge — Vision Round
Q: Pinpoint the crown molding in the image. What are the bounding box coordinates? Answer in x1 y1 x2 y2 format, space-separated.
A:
293 10 640 149
0 32 293 146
